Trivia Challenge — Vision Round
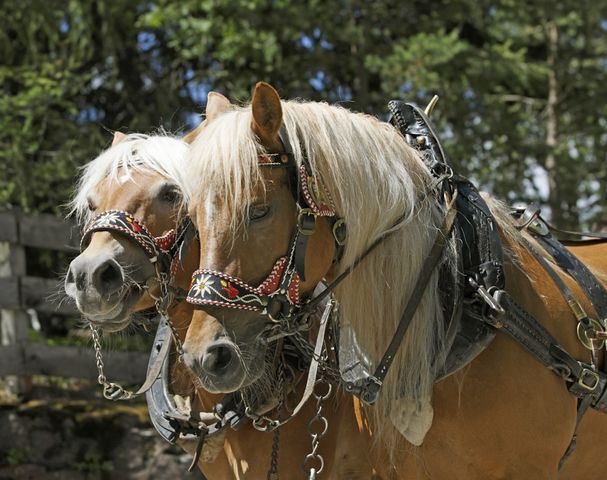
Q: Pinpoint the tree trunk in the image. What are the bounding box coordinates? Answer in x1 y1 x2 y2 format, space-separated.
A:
544 20 563 226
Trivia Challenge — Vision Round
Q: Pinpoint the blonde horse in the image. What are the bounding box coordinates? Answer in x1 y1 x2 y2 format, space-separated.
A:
181 82 607 479
66 122 375 478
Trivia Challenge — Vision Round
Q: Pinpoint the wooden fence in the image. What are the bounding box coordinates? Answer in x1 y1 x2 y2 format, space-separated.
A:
0 210 148 394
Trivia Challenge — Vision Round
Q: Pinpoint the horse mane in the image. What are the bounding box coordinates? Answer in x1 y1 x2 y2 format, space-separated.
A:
70 133 189 225
186 100 459 454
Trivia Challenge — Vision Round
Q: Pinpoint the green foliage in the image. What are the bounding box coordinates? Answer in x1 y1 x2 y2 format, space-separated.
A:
5 447 29 467
73 452 113 474
0 0 194 214
1 0 605 227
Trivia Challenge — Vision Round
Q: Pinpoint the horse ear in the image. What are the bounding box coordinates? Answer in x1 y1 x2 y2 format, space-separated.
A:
206 92 231 122
183 118 204 144
112 131 127 146
183 93 232 144
251 82 282 147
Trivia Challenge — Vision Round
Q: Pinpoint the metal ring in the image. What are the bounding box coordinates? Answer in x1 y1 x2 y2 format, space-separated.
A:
303 453 324 474
577 318 605 350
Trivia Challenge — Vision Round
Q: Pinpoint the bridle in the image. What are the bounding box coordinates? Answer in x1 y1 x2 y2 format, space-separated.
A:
182 123 458 478
81 209 194 400
186 128 347 324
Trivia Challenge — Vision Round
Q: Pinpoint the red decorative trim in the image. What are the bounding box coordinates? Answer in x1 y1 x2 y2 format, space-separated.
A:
299 165 335 217
155 229 176 252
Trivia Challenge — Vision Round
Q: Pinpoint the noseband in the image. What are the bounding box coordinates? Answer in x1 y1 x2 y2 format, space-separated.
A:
82 209 188 277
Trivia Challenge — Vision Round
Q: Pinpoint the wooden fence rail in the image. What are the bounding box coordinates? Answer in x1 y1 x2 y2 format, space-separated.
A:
0 210 148 391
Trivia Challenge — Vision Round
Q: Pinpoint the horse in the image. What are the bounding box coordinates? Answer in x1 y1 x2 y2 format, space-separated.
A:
181 81 607 479
65 117 376 478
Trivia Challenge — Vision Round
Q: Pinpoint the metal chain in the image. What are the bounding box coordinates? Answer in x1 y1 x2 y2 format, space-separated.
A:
90 323 135 400
90 271 184 401
302 380 332 479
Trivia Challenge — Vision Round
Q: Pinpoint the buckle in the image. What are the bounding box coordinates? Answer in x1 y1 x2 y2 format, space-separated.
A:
527 217 549 236
297 208 317 236
578 368 600 392
332 218 347 246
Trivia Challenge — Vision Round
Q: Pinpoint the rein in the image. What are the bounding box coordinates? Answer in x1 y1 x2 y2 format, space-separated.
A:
81 209 194 400
182 113 460 467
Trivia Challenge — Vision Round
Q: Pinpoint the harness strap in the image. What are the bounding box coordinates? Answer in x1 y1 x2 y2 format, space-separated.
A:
518 235 603 359
535 232 607 322
353 195 458 405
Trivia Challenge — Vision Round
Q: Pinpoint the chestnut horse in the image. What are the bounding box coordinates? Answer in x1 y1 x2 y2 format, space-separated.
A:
65 123 375 478
181 81 607 479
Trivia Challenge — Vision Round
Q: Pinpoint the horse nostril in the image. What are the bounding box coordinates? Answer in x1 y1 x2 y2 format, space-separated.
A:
92 259 124 296
65 265 86 292
201 343 234 374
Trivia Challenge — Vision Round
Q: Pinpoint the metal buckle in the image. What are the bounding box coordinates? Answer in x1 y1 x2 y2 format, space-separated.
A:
332 218 347 246
578 368 600 392
298 208 317 236
527 217 549 236
468 277 505 315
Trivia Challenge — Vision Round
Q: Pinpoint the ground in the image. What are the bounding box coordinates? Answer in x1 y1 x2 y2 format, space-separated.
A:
0 380 204 480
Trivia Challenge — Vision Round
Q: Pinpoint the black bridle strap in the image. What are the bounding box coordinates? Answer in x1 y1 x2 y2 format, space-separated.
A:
82 209 177 267
353 198 458 405
304 209 412 312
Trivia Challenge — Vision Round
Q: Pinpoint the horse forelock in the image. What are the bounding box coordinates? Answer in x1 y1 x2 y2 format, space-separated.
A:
185 107 266 234
185 99 457 454
70 133 190 226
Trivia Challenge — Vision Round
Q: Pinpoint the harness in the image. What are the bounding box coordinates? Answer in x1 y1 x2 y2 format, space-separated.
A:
81 209 194 400
147 99 607 475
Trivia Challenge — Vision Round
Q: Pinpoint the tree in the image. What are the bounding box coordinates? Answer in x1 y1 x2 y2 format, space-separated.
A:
2 0 604 228
0 0 195 213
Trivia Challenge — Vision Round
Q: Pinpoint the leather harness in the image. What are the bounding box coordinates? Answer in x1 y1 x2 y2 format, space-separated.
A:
142 100 607 471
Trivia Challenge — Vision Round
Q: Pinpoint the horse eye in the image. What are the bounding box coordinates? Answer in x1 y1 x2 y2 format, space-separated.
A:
87 200 96 211
160 188 181 203
248 204 271 221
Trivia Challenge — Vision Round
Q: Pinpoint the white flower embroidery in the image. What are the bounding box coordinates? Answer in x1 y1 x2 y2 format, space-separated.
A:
191 274 213 298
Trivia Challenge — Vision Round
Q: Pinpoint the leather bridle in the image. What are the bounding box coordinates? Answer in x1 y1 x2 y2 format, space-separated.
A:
81 209 195 400
186 129 347 324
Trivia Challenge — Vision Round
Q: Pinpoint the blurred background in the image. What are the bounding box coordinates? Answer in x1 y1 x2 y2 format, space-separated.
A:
0 0 606 478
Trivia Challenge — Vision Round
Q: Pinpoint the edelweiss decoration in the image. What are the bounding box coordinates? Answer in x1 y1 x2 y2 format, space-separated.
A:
187 256 300 314
81 209 176 262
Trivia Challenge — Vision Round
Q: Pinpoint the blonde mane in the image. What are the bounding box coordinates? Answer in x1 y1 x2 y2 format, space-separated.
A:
70 133 189 225
186 100 461 453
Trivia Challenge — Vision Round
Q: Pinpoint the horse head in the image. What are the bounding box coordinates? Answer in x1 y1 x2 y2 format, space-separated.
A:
182 83 343 399
64 132 193 331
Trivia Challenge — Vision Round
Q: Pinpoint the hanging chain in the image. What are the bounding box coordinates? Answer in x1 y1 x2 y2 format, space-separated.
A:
91 323 135 400
91 270 184 401
302 380 332 479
